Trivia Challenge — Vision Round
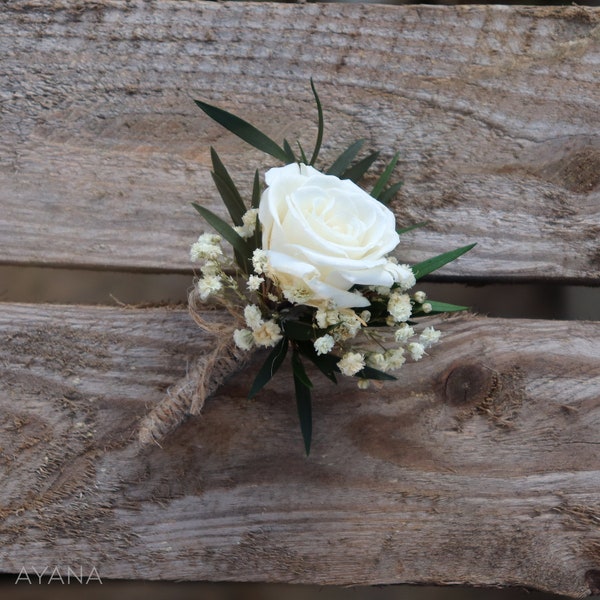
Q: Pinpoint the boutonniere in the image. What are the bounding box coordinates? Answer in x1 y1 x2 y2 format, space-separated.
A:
188 81 475 454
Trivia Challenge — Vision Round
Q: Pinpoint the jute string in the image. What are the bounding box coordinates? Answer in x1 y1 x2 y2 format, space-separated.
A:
138 288 251 446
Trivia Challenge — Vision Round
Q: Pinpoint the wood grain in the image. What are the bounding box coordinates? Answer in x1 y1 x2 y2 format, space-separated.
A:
1 2 599 282
1 302 599 596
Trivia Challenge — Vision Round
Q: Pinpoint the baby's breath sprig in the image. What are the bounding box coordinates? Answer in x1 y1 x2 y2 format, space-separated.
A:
190 81 475 454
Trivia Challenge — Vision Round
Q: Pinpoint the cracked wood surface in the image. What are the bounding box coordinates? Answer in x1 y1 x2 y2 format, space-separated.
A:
1 1 600 282
1 303 599 597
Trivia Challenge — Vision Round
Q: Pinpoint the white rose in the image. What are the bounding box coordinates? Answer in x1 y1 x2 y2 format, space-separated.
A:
259 163 400 309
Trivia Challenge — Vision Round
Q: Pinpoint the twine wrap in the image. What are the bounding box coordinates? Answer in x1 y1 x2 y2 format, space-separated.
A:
138 288 252 446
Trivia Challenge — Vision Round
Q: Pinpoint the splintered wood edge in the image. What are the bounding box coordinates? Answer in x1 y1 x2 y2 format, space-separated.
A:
0 302 599 596
1 2 599 281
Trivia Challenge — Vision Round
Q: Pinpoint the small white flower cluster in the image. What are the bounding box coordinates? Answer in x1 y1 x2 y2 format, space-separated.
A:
191 220 441 391
308 289 442 385
233 304 283 350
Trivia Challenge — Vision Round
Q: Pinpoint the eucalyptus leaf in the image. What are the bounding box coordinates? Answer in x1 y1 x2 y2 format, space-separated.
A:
194 99 289 163
292 351 313 455
326 139 365 177
248 336 289 399
341 150 380 183
281 320 316 341
309 78 324 166
412 243 476 280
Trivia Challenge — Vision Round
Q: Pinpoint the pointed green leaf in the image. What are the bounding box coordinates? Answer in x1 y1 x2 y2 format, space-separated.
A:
412 243 477 280
326 139 365 177
282 138 297 164
210 148 246 226
194 99 289 162
309 78 324 166
296 341 338 384
371 152 400 199
292 351 313 456
248 336 289 399
297 141 308 165
415 300 469 314
378 180 404 205
356 365 397 381
342 150 380 183
281 320 316 341
191 203 251 271
396 221 428 235
251 169 261 209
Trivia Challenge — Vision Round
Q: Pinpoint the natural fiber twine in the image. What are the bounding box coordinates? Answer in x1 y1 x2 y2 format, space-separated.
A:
137 288 251 446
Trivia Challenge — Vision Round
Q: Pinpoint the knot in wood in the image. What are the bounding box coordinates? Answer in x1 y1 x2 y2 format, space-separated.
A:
585 570 600 596
443 363 493 407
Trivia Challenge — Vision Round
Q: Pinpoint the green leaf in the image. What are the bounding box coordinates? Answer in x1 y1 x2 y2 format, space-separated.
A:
415 300 469 314
309 78 324 166
191 203 251 271
297 141 308 165
371 152 400 200
282 139 297 164
396 221 428 235
251 169 261 209
281 320 316 341
356 365 397 381
342 150 380 183
378 181 404 205
292 351 313 456
412 243 477 280
210 148 246 226
248 336 289 399
326 139 365 177
194 99 289 163
296 341 338 384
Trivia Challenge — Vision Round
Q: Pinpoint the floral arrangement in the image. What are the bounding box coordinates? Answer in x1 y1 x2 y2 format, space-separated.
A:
190 82 474 454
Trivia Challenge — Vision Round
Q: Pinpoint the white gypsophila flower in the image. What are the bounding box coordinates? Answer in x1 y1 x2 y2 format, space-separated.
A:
384 348 406 370
388 292 412 323
267 292 279 303
422 302 433 314
366 352 388 372
420 326 441 348
201 260 220 277
315 308 340 329
233 328 255 351
395 323 415 343
197 275 223 300
244 304 263 330
259 163 401 309
360 310 371 323
384 261 416 292
282 283 313 304
357 379 370 390
252 320 283 348
332 310 363 342
246 275 264 292
190 233 223 262
413 290 427 304
338 352 365 377
407 342 425 361
314 334 335 356
252 249 269 275
233 208 259 239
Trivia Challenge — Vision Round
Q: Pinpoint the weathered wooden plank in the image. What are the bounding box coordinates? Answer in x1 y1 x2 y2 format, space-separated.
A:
1 302 599 596
1 2 599 282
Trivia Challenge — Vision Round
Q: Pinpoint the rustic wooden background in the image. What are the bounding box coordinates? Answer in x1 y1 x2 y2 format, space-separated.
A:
1 1 599 598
